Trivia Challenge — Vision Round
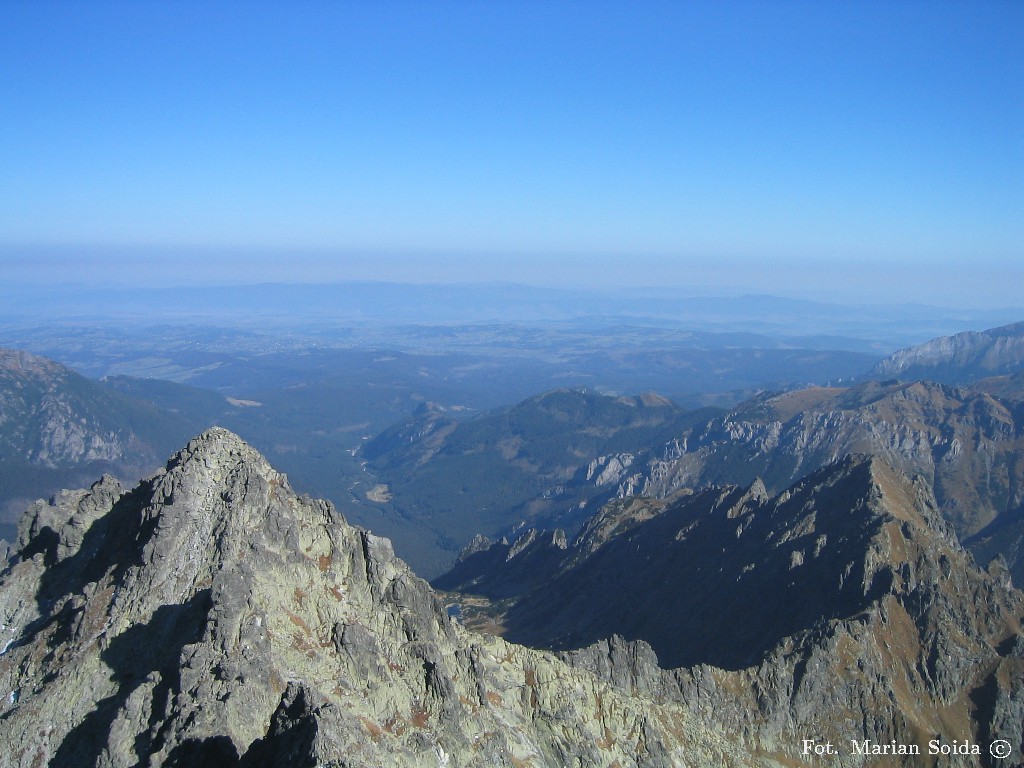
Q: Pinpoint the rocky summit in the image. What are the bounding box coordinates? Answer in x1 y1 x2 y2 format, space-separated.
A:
1 428 767 768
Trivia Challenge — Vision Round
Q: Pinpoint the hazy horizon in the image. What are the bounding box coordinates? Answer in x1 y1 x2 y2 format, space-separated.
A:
3 2 1021 312
3 245 1023 312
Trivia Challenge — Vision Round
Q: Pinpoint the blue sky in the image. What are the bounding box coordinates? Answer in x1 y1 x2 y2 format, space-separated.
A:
1 1 1021 305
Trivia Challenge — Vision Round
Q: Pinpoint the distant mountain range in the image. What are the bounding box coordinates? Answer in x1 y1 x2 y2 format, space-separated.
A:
5 281 1022 349
3 316 1024 580
363 372 1024 581
870 320 1024 383
563 379 1024 582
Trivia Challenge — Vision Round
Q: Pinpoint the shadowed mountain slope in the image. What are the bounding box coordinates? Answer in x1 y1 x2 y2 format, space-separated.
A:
574 380 1024 583
361 387 720 576
438 456 1024 764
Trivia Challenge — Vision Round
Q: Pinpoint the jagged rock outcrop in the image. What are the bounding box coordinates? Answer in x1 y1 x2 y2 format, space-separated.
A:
440 456 1024 766
573 380 1024 583
0 428 768 767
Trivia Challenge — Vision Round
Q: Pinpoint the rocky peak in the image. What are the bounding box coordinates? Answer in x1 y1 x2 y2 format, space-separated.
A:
16 474 125 565
456 532 494 561
1 430 757 767
170 425 265 464
0 348 67 378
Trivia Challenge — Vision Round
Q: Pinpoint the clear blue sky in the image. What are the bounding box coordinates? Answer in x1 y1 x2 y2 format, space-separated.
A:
1 1 1021 305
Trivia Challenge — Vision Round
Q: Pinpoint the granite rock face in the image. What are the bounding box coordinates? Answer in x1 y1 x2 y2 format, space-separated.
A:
0 428 766 768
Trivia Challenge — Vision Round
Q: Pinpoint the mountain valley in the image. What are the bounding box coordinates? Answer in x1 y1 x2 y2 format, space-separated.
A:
2 301 1024 765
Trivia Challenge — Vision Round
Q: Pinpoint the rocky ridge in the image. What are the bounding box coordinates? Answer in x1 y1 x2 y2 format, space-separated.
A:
0 428 768 767
870 321 1024 384
439 456 1024 766
572 380 1024 583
